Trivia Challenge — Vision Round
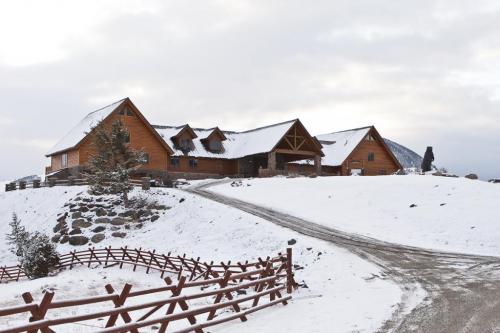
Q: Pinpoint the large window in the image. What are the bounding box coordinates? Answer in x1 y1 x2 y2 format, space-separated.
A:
61 153 68 168
170 157 180 168
368 152 375 161
189 159 198 169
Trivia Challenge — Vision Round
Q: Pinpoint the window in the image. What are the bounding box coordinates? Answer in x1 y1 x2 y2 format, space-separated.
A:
119 107 134 116
209 140 222 151
126 108 133 116
124 132 130 143
143 153 150 164
170 157 180 168
365 134 375 141
180 138 192 150
368 152 375 161
189 159 198 169
61 153 68 168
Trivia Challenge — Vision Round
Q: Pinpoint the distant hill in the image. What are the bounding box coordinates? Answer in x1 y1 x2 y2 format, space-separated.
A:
384 139 423 169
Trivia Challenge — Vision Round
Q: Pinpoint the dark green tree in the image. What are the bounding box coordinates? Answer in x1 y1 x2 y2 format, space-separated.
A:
6 213 29 258
87 120 146 205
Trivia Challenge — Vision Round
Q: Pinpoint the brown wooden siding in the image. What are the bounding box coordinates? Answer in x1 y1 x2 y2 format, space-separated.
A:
50 150 79 172
342 135 400 176
78 104 169 172
168 156 238 175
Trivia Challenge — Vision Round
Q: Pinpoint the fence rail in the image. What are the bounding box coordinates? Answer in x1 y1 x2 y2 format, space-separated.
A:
0 261 292 333
0 247 296 293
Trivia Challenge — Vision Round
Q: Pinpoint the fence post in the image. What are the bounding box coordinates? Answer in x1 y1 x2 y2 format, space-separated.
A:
9 182 17 191
19 180 27 190
286 247 293 294
68 176 76 186
4 183 10 192
48 177 57 187
141 177 151 190
33 179 41 188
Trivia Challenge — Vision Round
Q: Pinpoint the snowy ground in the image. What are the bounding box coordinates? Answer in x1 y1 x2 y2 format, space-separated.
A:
0 185 411 332
210 175 500 256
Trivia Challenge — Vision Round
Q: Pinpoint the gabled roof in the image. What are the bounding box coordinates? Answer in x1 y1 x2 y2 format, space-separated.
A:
46 98 174 156
312 125 402 168
46 99 127 156
316 126 372 166
153 119 304 159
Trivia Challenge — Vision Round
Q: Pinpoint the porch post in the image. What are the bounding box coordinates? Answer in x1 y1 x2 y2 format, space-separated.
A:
314 155 322 176
268 151 277 171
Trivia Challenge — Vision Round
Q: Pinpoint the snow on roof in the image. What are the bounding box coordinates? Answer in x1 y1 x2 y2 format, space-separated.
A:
317 127 371 166
296 126 371 166
153 120 297 159
46 99 126 156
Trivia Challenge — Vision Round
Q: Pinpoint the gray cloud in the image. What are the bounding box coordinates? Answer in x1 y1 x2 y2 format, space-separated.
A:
1 0 499 180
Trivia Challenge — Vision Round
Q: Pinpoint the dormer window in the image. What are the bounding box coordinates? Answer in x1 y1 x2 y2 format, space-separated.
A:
179 138 192 150
209 140 222 152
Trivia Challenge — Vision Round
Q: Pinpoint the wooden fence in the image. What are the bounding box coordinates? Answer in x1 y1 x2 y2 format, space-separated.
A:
0 247 296 293
4 177 163 192
0 264 291 333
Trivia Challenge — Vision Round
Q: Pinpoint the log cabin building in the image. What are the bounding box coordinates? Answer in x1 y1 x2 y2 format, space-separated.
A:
288 126 402 176
45 98 402 181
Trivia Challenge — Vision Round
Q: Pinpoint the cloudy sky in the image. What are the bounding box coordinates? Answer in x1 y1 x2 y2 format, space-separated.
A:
1 0 499 180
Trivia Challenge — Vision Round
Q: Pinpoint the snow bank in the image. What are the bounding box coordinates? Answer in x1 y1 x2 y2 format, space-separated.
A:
0 185 409 332
211 175 500 256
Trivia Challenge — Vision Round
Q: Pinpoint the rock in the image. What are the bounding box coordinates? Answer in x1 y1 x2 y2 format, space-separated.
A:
53 222 67 233
135 223 143 229
95 217 111 224
69 203 77 209
136 209 152 218
92 226 106 233
125 225 131 230
179 198 185 203
60 228 69 235
79 206 89 213
119 210 135 218
95 208 107 217
409 204 418 208
69 228 82 235
151 215 160 222
111 232 127 238
60 235 69 244
51 234 61 243
108 211 117 217
57 215 66 223
74 197 82 201
287 239 297 245
111 217 127 226
71 212 82 219
82 198 92 203
112 200 122 206
465 174 478 180
69 235 89 246
96 197 103 202
91 233 105 243
72 219 92 229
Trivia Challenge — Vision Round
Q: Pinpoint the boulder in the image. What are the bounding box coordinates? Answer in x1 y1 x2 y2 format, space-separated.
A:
53 222 67 233
72 219 92 229
71 212 82 219
95 217 111 224
60 235 69 244
111 232 127 238
69 228 82 235
95 208 107 217
69 235 89 246
51 234 61 243
108 211 118 217
288 239 297 245
151 215 160 222
91 234 105 243
92 226 106 233
119 210 135 218
79 206 89 213
111 217 127 226
465 174 478 180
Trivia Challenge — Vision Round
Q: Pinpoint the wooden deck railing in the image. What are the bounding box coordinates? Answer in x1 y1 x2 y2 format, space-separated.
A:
0 263 292 333
0 247 296 293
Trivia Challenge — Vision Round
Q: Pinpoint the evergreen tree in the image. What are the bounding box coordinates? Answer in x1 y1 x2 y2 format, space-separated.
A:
421 146 435 172
87 120 146 205
21 232 59 279
6 213 29 258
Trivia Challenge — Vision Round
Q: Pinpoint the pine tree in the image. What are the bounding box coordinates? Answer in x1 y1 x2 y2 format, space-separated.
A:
21 232 59 279
421 146 435 172
6 213 29 258
87 120 146 205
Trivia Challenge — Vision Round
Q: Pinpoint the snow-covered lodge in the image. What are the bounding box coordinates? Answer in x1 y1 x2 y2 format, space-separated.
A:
45 98 402 180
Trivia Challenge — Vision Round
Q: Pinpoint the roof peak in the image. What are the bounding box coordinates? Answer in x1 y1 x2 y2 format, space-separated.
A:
319 125 373 136
84 97 128 118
